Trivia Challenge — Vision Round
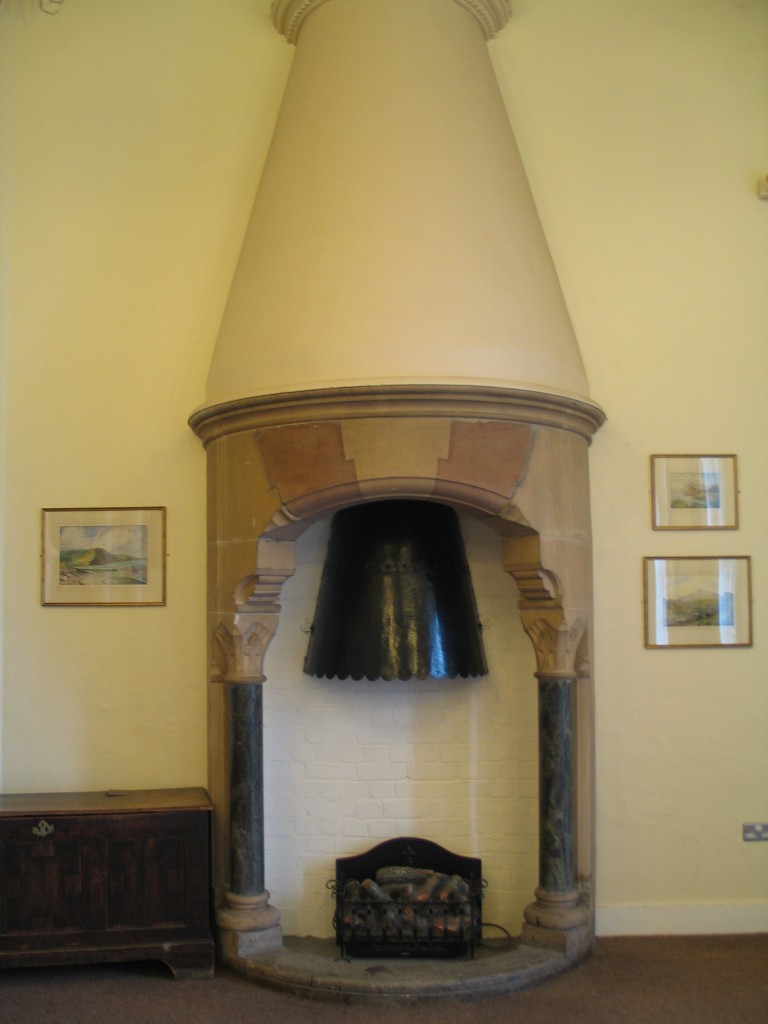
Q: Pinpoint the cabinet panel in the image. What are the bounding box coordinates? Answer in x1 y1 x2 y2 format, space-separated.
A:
1 838 101 935
106 833 186 929
0 789 214 978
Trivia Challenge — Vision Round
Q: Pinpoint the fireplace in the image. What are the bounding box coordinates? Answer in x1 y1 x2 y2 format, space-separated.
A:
331 838 484 959
190 0 604 997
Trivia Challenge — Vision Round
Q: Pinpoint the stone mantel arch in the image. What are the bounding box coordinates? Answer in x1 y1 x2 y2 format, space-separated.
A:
193 383 602 975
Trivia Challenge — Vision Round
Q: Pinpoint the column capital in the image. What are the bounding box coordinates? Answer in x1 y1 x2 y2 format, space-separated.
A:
211 616 277 684
272 0 511 45
525 616 587 678
510 602 587 678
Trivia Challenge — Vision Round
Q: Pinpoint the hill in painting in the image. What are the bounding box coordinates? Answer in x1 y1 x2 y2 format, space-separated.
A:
62 547 134 567
664 588 733 627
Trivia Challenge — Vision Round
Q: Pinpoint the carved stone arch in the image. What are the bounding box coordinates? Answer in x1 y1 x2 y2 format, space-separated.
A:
214 491 589 690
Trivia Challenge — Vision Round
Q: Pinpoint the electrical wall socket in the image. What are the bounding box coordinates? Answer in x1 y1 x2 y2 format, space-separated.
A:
742 823 768 842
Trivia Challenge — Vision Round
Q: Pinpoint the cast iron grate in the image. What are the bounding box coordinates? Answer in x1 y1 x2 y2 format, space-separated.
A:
329 837 484 958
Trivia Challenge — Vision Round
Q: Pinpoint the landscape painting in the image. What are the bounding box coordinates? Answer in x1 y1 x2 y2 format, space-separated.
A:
651 455 737 529
42 507 165 605
668 471 721 510
58 523 149 586
644 556 751 648
662 578 732 628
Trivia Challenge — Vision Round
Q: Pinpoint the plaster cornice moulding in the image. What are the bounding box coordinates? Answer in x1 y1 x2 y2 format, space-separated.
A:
272 0 511 44
451 0 510 38
0 0 65 18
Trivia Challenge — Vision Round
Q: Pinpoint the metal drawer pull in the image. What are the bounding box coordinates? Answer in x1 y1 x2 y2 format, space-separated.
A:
32 819 55 837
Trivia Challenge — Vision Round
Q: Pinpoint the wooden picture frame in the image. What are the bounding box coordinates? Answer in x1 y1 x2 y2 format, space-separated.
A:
42 507 166 606
643 556 752 648
651 454 738 530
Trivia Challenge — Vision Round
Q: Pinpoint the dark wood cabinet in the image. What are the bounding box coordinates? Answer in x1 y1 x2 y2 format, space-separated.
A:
0 788 214 978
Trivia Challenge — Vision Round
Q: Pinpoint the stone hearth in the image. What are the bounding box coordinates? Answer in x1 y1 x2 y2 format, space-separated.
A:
227 935 581 1002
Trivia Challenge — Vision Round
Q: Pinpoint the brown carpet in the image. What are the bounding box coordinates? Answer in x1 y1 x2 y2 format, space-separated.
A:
1 935 766 1024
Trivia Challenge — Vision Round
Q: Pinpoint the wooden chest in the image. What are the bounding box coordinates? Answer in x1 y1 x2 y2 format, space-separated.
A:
0 788 214 978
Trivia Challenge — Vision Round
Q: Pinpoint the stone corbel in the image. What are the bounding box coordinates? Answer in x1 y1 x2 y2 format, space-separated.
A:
505 557 584 679
212 537 296 684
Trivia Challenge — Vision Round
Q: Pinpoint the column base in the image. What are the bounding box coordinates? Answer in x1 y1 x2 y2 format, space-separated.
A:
522 888 592 956
217 889 283 959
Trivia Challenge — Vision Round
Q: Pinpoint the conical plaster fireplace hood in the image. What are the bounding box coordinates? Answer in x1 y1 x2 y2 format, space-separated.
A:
197 0 596 415
190 0 605 997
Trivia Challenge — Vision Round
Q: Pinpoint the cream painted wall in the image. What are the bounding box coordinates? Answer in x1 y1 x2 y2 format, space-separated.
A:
490 0 768 934
0 0 292 790
1 0 766 935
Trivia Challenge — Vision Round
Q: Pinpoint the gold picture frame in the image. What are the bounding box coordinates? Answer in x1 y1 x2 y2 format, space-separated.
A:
651 454 738 530
643 556 752 648
42 507 166 606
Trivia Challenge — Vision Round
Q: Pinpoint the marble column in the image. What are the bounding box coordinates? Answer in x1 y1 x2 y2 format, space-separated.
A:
537 676 577 894
523 673 590 949
229 684 266 896
216 683 282 957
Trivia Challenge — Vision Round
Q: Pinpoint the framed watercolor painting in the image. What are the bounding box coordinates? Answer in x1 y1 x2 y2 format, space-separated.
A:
42 507 166 606
643 556 752 648
651 454 738 530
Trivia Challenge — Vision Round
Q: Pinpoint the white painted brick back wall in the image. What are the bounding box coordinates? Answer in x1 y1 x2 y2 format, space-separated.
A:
263 514 539 938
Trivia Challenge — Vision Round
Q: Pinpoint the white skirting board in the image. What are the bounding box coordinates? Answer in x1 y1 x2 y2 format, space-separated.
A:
596 902 768 936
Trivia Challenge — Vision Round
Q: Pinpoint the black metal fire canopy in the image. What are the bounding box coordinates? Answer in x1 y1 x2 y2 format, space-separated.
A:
304 500 488 681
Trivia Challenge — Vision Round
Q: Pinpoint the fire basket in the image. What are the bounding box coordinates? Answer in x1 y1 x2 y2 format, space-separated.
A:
330 837 485 959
